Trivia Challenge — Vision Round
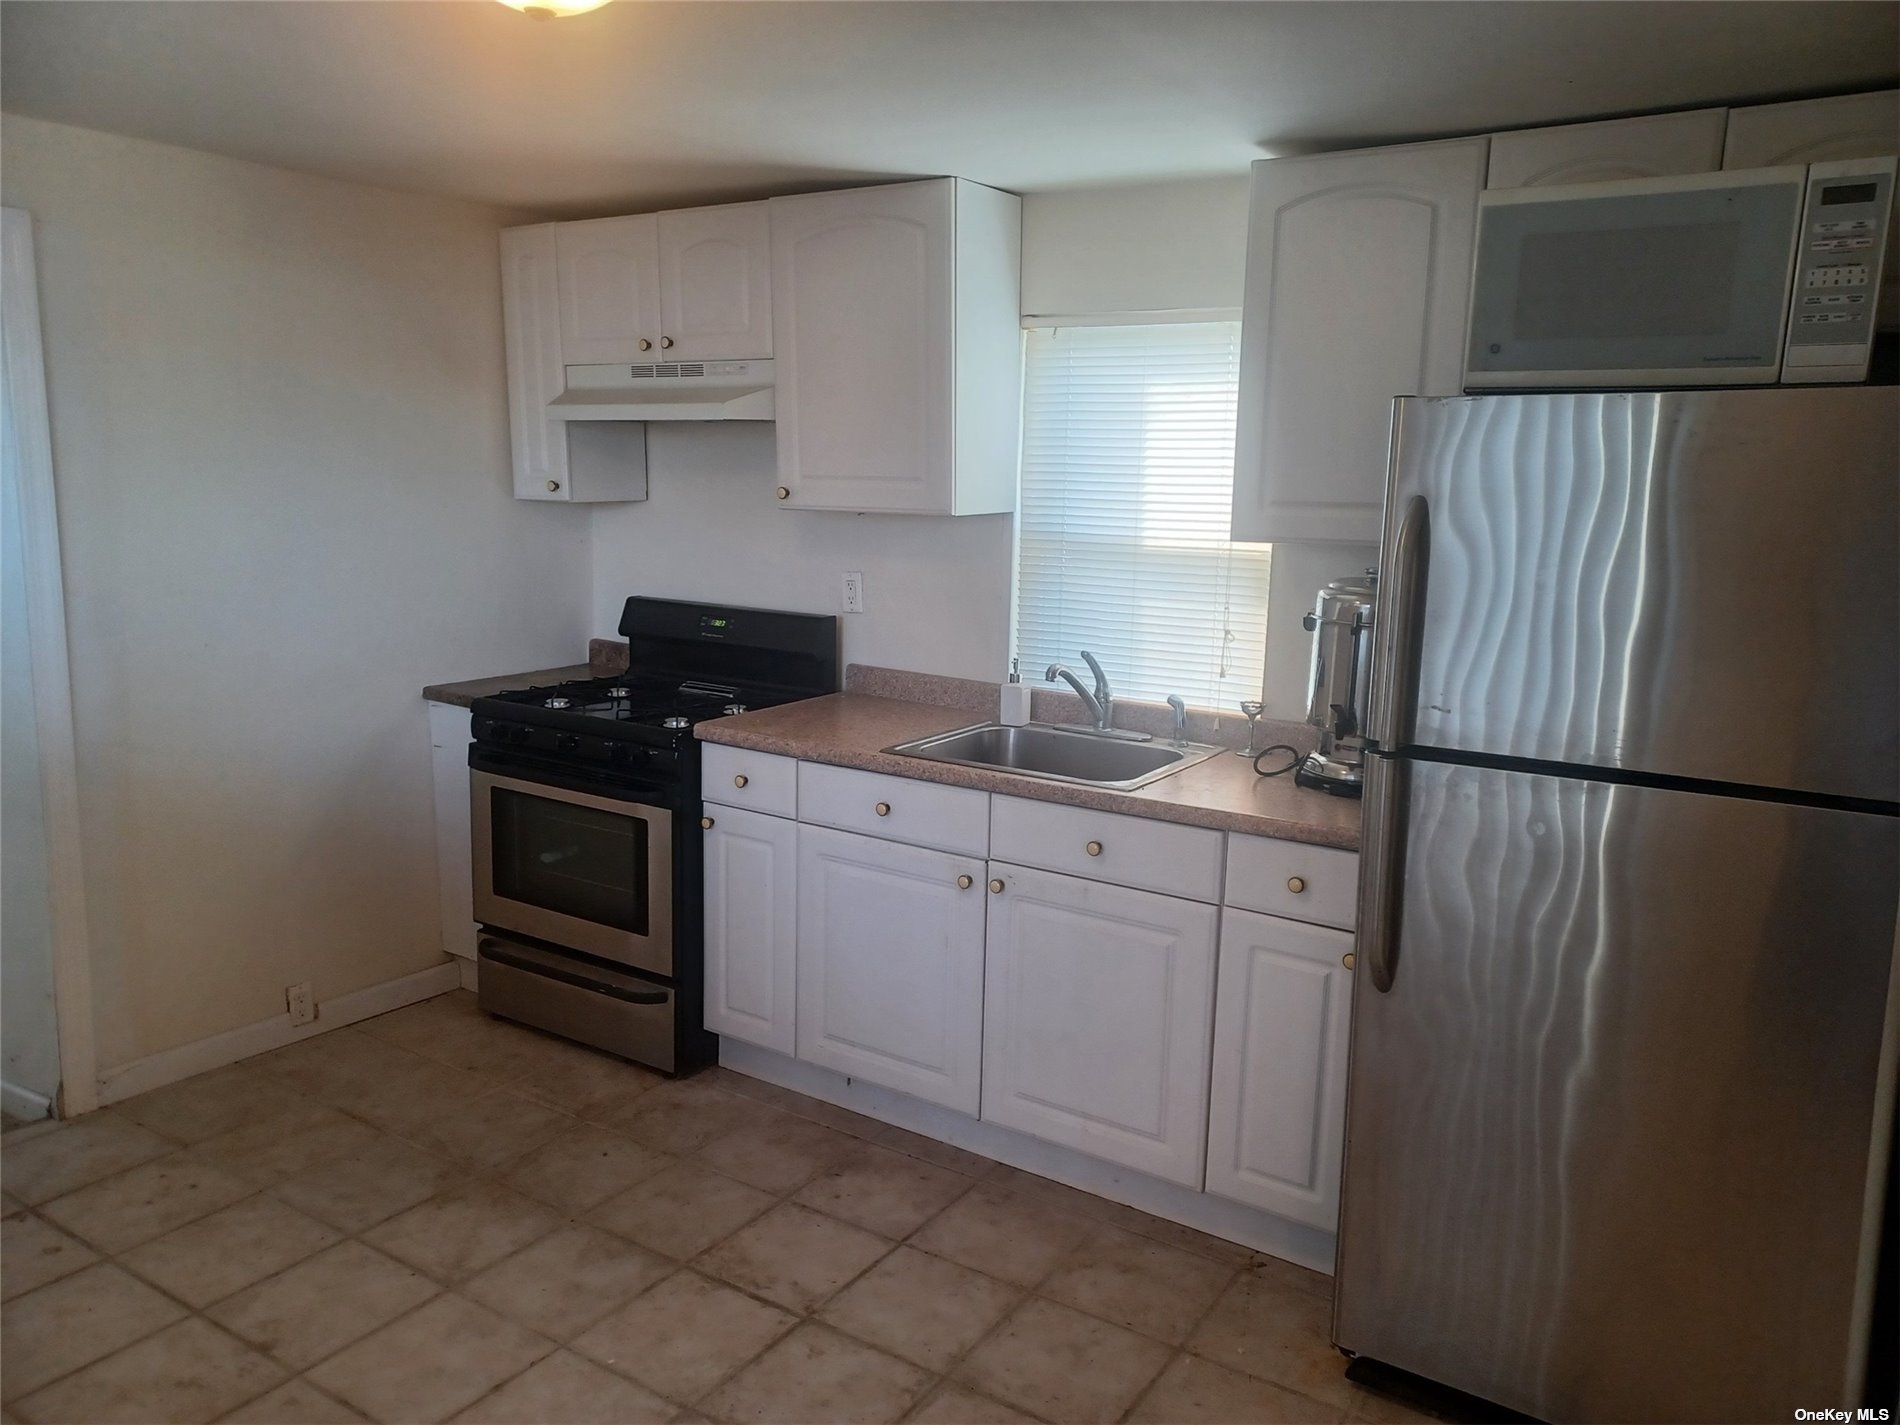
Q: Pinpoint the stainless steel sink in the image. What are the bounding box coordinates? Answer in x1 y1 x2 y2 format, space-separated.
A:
886 722 1223 791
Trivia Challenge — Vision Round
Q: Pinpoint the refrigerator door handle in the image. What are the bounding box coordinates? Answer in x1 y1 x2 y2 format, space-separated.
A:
1358 751 1410 994
1367 494 1429 751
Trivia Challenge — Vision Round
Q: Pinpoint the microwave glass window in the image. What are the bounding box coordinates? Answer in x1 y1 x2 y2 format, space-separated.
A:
1515 224 1739 339
490 787 649 935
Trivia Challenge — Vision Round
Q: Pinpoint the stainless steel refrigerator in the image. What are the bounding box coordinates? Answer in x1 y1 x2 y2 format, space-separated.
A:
1334 387 1900 1424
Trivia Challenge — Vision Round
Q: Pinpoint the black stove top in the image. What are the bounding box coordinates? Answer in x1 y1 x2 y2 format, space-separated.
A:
469 598 839 781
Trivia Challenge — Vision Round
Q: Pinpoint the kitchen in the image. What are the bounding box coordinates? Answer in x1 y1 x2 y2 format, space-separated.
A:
1 3 1896 1423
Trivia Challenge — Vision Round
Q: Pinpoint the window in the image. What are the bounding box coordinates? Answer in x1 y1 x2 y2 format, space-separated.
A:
1014 321 1269 712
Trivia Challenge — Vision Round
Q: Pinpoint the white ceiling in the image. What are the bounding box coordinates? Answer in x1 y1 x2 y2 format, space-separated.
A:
3 1 1895 218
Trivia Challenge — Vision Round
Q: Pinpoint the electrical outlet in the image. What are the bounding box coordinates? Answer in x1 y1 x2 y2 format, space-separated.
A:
285 982 316 1027
842 571 865 614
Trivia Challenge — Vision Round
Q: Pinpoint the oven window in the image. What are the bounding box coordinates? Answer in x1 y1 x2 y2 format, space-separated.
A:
490 788 649 935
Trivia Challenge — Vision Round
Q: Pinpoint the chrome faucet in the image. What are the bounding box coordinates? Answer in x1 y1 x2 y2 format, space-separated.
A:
1166 694 1188 749
1045 651 1114 732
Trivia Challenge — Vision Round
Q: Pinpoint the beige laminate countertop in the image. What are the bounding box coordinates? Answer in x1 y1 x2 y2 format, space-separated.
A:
696 693 1363 851
422 664 593 708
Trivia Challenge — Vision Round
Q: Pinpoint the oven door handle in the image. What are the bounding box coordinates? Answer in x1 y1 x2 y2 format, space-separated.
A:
477 937 671 1005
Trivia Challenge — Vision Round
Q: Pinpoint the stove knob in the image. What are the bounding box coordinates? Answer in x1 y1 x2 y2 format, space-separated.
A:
556 734 581 753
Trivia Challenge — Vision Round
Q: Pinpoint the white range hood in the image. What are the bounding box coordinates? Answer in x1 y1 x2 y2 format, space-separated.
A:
547 359 775 422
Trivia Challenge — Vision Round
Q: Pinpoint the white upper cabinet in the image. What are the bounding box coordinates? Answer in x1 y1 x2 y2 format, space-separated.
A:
796 824 987 1113
657 203 773 361
555 215 663 365
769 178 1021 516
1204 907 1354 1230
1486 108 1727 188
981 864 1219 1187
500 224 647 503
1231 137 1488 545
1722 90 1899 168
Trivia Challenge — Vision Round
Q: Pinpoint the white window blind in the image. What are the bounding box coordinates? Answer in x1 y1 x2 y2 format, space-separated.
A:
1015 322 1269 712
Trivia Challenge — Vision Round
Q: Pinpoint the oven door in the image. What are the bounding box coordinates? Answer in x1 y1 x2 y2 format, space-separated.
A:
471 770 674 978
1465 167 1806 389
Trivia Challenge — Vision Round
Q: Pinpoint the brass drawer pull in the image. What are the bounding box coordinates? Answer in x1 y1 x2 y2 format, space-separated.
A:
875 802 891 816
1085 840 1103 857
989 878 1005 894
1287 876 1306 894
957 874 974 890
733 774 749 788
775 486 790 500
700 816 714 830
1342 951 1356 970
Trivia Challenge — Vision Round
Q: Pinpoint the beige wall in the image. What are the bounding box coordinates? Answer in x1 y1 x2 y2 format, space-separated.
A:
1 116 591 1072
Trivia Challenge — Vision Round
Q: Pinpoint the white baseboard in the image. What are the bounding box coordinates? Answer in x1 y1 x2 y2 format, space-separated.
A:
719 1039 1338 1275
2 1080 54 1123
96 961 464 1106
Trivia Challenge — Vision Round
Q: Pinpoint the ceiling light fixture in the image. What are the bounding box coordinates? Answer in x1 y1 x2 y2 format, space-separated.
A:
497 0 612 17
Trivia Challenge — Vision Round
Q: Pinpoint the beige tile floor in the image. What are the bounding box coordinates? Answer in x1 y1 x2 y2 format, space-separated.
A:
1 992 1436 1425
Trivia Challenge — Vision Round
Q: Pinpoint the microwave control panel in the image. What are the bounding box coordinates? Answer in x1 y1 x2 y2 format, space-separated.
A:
1783 156 1895 384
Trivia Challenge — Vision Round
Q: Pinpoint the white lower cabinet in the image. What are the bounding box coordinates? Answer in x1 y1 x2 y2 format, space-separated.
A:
1204 907 1354 1230
981 863 1219 1187
795 824 987 1113
702 804 798 1055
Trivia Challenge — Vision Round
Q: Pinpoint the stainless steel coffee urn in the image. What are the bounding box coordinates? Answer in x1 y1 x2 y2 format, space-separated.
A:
1297 572 1376 796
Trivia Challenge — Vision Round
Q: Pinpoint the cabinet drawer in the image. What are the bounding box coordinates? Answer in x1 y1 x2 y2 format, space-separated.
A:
990 796 1223 904
702 745 798 818
1224 834 1358 929
797 762 988 856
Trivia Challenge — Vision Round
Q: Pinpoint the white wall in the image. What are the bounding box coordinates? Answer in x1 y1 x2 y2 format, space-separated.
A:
590 424 1013 680
1020 176 1251 317
0 116 591 1073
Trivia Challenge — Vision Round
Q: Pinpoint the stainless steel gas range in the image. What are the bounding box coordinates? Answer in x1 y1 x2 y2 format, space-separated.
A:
467 597 837 1074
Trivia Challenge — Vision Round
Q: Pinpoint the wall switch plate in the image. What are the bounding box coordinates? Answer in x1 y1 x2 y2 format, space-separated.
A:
842 571 865 614
285 982 316 1027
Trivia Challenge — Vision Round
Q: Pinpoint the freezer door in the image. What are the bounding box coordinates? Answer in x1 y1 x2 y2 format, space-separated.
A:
1377 387 1898 802
1335 757 1899 1422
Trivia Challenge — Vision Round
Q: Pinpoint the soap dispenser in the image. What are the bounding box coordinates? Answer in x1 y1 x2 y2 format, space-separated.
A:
1000 658 1032 727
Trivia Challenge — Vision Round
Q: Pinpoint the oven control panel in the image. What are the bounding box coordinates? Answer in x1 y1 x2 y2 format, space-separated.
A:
1783 156 1895 384
472 716 680 777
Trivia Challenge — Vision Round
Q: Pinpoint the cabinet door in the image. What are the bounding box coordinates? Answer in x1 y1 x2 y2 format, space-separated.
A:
770 180 955 513
658 203 772 361
1231 138 1488 545
555 215 662 365
703 805 796 1055
981 864 1218 1186
500 225 570 501
1722 90 1899 168
1204 908 1354 1230
426 702 476 960
1487 108 1726 188
796 825 986 1111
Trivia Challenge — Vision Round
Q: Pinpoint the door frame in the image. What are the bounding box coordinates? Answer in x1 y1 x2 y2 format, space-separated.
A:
3 206 98 1116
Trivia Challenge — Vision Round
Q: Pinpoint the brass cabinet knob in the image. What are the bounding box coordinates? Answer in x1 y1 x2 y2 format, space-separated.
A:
1342 951 1356 970
1085 840 1103 857
989 878 1005 894
660 336 674 350
638 338 653 351
957 874 974 890
775 486 791 501
875 802 891 817
733 774 749 788
545 480 561 493
1287 876 1306 894
700 816 714 830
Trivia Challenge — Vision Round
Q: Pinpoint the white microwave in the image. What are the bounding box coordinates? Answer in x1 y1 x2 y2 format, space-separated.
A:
1465 157 1896 390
